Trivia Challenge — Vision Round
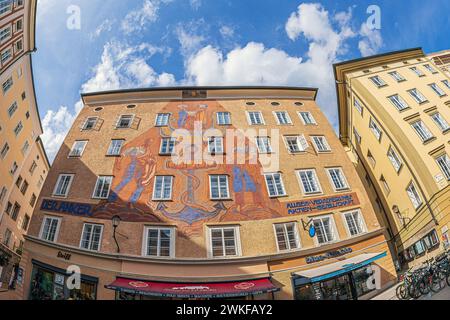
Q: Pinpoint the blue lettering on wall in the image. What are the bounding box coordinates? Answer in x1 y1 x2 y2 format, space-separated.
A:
286 194 356 215
40 199 94 217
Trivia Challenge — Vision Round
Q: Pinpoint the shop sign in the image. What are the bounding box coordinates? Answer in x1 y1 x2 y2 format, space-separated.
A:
305 247 353 264
57 251 72 261
41 199 94 217
286 193 359 215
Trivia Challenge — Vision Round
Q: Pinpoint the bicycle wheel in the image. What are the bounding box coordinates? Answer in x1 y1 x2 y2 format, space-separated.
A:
446 273 450 287
418 277 430 295
396 284 408 300
409 283 422 299
430 274 444 293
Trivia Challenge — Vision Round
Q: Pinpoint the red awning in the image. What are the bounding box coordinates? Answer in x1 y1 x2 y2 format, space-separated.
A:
106 277 279 298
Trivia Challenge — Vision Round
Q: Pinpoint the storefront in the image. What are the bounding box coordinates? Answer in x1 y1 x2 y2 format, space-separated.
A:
106 277 279 300
292 252 386 300
28 260 98 300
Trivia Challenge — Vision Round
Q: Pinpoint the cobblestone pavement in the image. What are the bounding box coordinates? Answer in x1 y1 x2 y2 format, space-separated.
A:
371 283 450 300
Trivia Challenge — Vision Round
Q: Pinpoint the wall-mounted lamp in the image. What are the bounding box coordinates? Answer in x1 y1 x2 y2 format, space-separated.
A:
301 218 316 238
392 205 411 227
112 215 121 253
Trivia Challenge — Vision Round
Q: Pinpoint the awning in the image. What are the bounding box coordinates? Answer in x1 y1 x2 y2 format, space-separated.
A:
106 277 279 298
294 252 386 284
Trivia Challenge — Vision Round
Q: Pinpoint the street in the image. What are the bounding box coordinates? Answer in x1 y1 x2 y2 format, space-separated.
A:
372 283 450 300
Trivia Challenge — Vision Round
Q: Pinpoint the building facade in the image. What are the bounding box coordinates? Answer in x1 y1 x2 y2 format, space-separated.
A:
334 48 450 271
428 50 450 77
0 0 49 297
20 87 396 300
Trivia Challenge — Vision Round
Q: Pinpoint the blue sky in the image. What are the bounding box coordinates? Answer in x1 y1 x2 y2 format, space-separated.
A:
35 0 450 161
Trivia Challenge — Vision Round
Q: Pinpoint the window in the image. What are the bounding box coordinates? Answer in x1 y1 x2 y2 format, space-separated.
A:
13 121 23 136
82 117 97 130
216 112 231 125
313 216 336 244
3 229 11 247
298 169 321 194
20 180 28 195
11 202 20 221
22 214 30 231
442 80 450 90
387 147 403 172
92 176 113 199
423 64 438 74
407 182 422 209
4 201 12 215
423 230 439 249
155 113 170 127
39 216 61 242
353 127 361 144
343 210 366 236
153 176 173 200
429 83 446 97
15 19 22 31
29 161 37 175
8 101 18 117
411 120 434 142
436 154 450 180
311 136 331 152
80 224 103 251
380 175 391 194
327 168 349 191
354 98 363 114
208 137 224 154
21 140 29 155
285 136 308 153
144 227 174 257
209 175 230 199
369 75 386 87
2 76 13 94
160 137 176 155
369 118 382 141
30 193 37 207
107 139 124 156
10 161 18 175
16 175 22 188
274 223 300 251
0 186 7 204
256 137 272 153
0 0 12 15
408 88 428 104
0 26 11 43
1 48 11 64
388 94 409 111
69 140 88 157
15 39 22 52
274 111 292 125
53 174 74 197
410 66 425 77
389 71 405 82
209 227 240 257
264 173 286 197
247 111 264 125
299 112 317 125
116 115 133 128
430 113 449 132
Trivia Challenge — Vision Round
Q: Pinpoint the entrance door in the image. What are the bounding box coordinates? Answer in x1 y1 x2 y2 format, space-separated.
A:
319 274 354 300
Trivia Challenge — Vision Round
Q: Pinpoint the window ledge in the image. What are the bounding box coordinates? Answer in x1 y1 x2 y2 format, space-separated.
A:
423 137 437 145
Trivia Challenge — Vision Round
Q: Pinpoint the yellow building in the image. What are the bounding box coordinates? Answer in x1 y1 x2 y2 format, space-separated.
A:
19 87 396 300
0 0 49 296
334 48 450 271
428 50 450 77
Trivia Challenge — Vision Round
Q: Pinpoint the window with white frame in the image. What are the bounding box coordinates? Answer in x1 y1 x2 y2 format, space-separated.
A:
410 66 425 77
353 127 361 144
0 186 7 204
313 216 336 244
436 154 450 180
407 182 422 209
423 64 438 74
7 101 17 117
369 118 382 141
208 136 224 154
354 98 363 115
0 26 11 43
247 111 264 125
442 80 450 90
256 136 272 153
274 111 292 125
1 48 11 64
430 113 449 132
92 176 113 199
82 117 97 130
13 121 23 136
107 139 124 156
299 112 317 125
153 176 173 200
144 227 174 257
298 169 321 194
53 174 74 197
0 0 12 15
387 147 403 172
69 140 88 157
408 88 428 104
80 223 103 251
369 75 386 87
411 120 434 142
209 175 230 199
40 216 61 242
389 71 405 82
216 112 231 125
209 226 240 257
327 168 349 191
160 137 176 155
311 136 331 152
274 222 300 251
429 83 446 97
343 210 366 236
285 136 308 153
155 113 170 126
2 76 13 94
116 115 133 128
388 94 409 111
264 173 286 197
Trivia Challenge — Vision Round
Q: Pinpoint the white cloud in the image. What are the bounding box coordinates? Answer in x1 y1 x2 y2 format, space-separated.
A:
358 23 383 57
189 0 202 10
89 19 115 40
219 25 235 39
175 20 207 58
121 0 171 34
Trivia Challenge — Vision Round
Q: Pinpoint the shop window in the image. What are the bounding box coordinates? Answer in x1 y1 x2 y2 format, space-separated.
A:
422 230 439 250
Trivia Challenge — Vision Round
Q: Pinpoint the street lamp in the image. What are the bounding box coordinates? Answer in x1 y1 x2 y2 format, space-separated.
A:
112 215 121 253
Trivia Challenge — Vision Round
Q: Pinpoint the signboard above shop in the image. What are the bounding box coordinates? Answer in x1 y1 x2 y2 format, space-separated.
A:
286 193 359 215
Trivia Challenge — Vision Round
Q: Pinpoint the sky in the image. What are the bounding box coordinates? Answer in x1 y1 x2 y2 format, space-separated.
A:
34 0 450 161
